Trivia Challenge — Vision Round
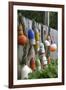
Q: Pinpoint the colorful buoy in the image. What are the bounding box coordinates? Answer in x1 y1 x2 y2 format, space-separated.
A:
18 35 27 45
44 40 50 46
34 41 40 51
28 29 36 45
30 39 36 45
21 65 32 79
39 43 45 53
42 56 47 65
30 57 36 71
35 55 41 70
28 29 35 39
18 24 24 35
50 43 57 52
35 28 40 41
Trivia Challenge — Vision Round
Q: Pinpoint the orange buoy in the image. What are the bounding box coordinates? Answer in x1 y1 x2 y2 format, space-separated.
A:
18 35 27 45
30 58 36 71
50 43 57 52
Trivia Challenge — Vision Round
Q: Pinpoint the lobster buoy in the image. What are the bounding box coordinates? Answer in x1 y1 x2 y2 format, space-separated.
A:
28 29 35 39
39 43 45 53
42 56 47 65
50 43 57 52
44 40 50 46
18 24 24 35
30 57 36 71
18 34 27 45
28 29 35 45
34 41 40 51
35 55 41 70
21 65 32 79
35 28 40 41
29 39 36 45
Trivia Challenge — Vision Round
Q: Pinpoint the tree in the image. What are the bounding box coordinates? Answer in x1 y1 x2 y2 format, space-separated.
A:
18 10 58 30
49 12 58 30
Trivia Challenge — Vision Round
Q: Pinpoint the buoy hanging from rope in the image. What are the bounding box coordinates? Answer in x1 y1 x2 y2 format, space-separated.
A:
18 23 23 35
50 43 57 52
41 55 47 65
18 23 28 45
18 35 27 45
35 28 40 41
39 42 47 68
50 36 57 52
45 34 51 47
39 42 45 54
34 41 40 52
30 57 36 71
35 55 41 70
28 29 34 39
32 21 40 49
40 53 47 68
21 65 32 79
28 29 35 45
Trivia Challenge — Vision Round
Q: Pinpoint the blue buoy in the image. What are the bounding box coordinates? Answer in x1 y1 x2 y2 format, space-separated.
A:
28 29 35 39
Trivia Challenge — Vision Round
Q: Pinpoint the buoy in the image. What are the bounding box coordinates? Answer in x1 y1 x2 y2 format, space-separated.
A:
35 55 41 70
18 34 27 45
28 29 35 39
40 43 44 49
35 28 40 41
39 43 45 53
21 65 32 79
50 43 57 52
34 41 40 51
30 57 36 71
18 24 24 35
45 40 50 46
18 24 23 31
29 39 36 45
28 29 35 45
42 56 47 65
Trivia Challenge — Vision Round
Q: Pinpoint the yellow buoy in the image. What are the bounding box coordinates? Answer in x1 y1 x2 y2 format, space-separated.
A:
18 24 24 35
35 28 40 41
35 32 40 41
34 41 39 51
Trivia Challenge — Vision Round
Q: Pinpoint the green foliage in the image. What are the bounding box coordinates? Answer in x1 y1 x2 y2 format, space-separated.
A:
18 10 44 24
49 12 58 30
18 10 58 30
28 59 58 79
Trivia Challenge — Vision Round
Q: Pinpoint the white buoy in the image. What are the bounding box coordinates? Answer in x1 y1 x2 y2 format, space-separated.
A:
45 40 50 46
42 56 47 65
21 65 32 79
39 42 45 53
30 39 36 45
